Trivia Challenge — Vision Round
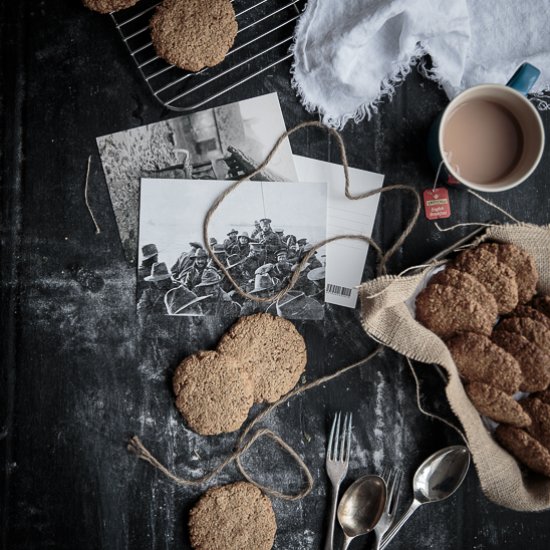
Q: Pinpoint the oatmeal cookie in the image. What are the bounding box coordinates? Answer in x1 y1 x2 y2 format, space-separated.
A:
496 317 550 355
521 397 550 450
172 351 253 435
189 482 276 550
532 295 550 320
446 332 521 394
217 313 307 403
82 0 139 13
507 305 550 331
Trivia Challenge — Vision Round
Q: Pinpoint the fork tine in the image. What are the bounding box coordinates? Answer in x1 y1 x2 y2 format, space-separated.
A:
335 412 343 460
388 470 403 513
327 412 339 460
344 413 352 462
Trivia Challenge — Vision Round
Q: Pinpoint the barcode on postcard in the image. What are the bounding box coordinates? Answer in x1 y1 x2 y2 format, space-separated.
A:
326 284 353 297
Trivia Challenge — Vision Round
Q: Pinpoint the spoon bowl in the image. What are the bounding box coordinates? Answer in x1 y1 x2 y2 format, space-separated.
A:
337 474 386 550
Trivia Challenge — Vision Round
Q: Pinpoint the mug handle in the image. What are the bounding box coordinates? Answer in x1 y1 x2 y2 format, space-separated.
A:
506 62 541 95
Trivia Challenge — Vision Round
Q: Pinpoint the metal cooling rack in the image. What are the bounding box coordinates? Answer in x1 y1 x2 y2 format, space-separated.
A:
111 0 304 112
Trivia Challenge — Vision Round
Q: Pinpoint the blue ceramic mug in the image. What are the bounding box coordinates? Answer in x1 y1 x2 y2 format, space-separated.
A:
428 63 545 192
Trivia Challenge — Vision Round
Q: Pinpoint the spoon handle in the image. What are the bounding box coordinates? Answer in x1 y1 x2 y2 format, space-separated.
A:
379 500 421 550
340 534 353 550
324 485 339 550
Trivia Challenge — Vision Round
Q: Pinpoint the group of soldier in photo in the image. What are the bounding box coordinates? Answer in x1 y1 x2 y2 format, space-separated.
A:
137 218 326 319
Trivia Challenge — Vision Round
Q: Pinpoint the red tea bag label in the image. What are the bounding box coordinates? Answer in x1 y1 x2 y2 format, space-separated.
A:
423 188 451 220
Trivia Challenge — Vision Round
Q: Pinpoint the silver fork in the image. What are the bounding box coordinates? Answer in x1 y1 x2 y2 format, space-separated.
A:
372 468 403 550
324 412 353 550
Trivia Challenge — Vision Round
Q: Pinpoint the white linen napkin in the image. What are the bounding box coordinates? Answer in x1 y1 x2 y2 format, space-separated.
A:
292 0 550 128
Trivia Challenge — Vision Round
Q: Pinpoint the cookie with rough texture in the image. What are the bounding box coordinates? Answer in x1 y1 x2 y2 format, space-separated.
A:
496 317 550 354
521 397 550 450
453 247 518 314
466 382 531 427
446 332 521 394
415 284 494 340
492 331 550 392
532 295 550 319
479 242 538 304
430 268 498 321
82 0 139 13
150 0 238 72
534 389 550 406
172 351 253 435
217 313 307 403
495 425 550 477
508 305 550 331
189 482 276 550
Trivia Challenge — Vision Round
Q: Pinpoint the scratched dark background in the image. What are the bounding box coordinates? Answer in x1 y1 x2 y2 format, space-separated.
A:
2 1 550 549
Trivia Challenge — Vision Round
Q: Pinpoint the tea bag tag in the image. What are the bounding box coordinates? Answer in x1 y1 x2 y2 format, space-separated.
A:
423 188 451 220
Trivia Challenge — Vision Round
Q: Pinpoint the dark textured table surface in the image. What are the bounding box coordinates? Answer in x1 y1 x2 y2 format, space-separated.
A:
2 2 550 549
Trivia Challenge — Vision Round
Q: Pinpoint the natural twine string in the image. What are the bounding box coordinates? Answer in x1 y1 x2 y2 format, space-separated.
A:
84 155 102 235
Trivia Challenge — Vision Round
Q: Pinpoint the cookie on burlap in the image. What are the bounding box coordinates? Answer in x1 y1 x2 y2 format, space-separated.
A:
495 425 550 477
492 331 550 392
172 351 253 435
508 305 550 331
430 268 498 321
496 317 550 354
82 0 138 13
465 382 531 427
452 246 518 314
415 284 494 340
446 332 521 394
532 295 550 319
217 314 307 403
521 397 550 450
189 482 276 550
479 242 538 304
150 0 238 72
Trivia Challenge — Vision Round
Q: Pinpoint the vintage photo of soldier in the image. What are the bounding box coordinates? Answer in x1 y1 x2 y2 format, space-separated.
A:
138 178 327 320
97 93 297 263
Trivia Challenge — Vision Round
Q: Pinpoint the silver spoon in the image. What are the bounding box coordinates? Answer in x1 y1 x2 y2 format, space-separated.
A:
380 445 470 550
337 474 386 550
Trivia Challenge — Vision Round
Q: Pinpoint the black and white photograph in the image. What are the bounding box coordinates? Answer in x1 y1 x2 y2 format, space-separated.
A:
138 177 327 320
97 92 297 263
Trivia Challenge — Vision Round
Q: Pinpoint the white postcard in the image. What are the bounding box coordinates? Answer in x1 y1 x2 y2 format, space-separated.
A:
293 156 384 308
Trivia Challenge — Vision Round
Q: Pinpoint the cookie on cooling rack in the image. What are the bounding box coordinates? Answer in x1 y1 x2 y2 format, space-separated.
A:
479 242 538 304
495 424 550 477
415 283 494 340
217 313 307 404
466 382 531 427
492 331 550 392
82 0 139 13
452 247 519 315
189 482 277 550
430 268 498 322
172 350 253 435
446 332 521 394
495 317 550 355
150 0 238 72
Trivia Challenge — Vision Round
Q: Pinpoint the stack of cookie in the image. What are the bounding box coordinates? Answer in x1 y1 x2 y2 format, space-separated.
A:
416 242 550 476
172 313 307 435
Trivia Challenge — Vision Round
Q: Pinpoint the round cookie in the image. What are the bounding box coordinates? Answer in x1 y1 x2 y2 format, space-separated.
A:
415 284 494 340
521 397 550 450
452 246 519 314
150 0 238 72
189 482 276 550
446 332 521 394
532 295 550 319
82 0 139 13
172 351 253 435
534 389 550 406
508 305 550 331
479 242 538 304
430 268 498 321
217 313 307 403
496 317 550 354
465 382 531 427
492 331 550 392
495 424 550 477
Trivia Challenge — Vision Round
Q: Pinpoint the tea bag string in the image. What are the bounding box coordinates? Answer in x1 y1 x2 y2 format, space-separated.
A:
203 120 422 303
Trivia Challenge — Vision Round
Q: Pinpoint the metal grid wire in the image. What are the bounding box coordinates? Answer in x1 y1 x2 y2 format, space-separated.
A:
111 0 305 112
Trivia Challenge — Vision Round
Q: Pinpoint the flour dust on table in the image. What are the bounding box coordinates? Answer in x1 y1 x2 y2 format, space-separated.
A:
137 178 327 320
96 92 297 263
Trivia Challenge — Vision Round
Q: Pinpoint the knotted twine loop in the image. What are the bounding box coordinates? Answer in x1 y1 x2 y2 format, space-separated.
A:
203 120 422 303
129 347 383 500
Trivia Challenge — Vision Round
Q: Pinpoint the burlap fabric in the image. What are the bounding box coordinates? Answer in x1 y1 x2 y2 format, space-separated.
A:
359 223 550 511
